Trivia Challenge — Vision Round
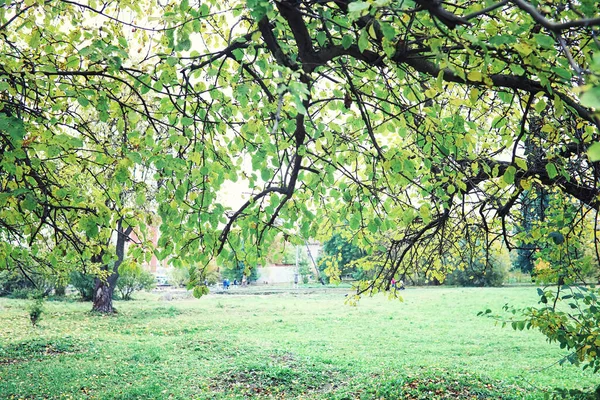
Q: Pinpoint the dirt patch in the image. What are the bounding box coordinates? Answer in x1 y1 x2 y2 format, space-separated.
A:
208 352 346 398
399 374 525 399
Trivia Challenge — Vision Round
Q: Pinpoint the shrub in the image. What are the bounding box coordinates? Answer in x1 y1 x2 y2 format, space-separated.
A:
69 272 95 301
10 288 38 299
0 270 33 297
505 269 532 284
54 285 66 296
0 269 57 298
446 249 509 287
27 293 45 327
116 268 156 300
167 267 190 288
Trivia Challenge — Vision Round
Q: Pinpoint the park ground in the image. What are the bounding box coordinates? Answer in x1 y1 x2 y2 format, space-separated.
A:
0 286 598 399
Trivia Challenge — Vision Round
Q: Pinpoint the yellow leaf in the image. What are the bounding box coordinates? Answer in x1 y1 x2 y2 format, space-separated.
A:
315 139 323 153
520 179 532 191
189 152 201 164
469 88 479 105
251 31 262 42
541 124 554 133
425 88 437 98
467 71 483 82
368 24 377 39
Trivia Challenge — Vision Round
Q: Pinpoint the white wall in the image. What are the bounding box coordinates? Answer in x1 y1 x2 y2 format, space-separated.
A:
257 265 296 284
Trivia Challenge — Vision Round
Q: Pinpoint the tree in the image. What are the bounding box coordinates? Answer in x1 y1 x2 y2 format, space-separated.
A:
221 261 259 284
318 233 366 282
70 271 96 302
115 264 156 300
160 0 600 371
3 0 600 373
512 119 551 274
0 0 168 312
155 0 600 283
446 240 510 287
513 187 549 274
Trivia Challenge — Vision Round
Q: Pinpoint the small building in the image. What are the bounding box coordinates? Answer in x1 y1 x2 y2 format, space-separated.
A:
257 264 296 284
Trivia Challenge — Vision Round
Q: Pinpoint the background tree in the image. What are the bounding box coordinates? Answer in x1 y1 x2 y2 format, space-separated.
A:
318 233 366 282
115 263 156 300
0 0 171 312
221 261 259 284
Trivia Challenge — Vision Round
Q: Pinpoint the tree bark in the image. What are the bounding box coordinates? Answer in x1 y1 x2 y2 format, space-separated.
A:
92 277 117 313
92 220 132 313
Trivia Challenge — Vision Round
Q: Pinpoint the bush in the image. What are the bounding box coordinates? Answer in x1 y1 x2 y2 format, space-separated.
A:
54 285 66 296
116 268 156 300
167 267 190 288
505 269 532 284
10 288 39 299
0 270 33 297
70 272 95 301
27 292 45 327
446 251 509 287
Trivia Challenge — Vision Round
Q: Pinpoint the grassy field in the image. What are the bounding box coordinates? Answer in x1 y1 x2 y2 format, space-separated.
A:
0 286 598 399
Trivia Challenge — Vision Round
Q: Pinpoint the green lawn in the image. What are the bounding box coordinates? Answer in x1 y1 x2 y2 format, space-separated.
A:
0 286 597 399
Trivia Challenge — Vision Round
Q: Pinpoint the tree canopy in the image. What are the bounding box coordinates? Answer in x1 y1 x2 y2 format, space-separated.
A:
1 0 600 369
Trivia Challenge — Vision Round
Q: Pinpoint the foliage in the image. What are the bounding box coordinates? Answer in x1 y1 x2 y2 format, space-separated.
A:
280 245 313 283
27 293 45 327
513 187 550 274
446 244 510 287
318 233 366 283
167 267 190 288
0 269 61 298
505 269 533 285
498 285 600 374
115 265 156 301
221 261 259 284
0 0 161 312
0 270 33 297
69 272 95 302
528 195 596 285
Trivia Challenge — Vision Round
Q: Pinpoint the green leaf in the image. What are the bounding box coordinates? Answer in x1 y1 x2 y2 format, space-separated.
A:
341 35 353 50
549 231 565 245
545 163 558 179
551 67 572 81
534 34 555 49
489 35 516 47
181 117 194 127
81 217 99 238
77 96 90 107
503 166 516 185
316 31 326 46
588 142 600 162
380 22 396 40
580 86 600 109
348 1 370 14
358 30 369 53
515 158 527 170
534 98 546 113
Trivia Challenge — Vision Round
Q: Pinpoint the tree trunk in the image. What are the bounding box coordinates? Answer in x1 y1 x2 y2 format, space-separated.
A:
91 220 132 313
92 278 117 313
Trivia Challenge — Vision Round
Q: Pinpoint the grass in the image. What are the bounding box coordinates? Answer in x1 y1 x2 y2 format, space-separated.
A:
0 286 598 399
